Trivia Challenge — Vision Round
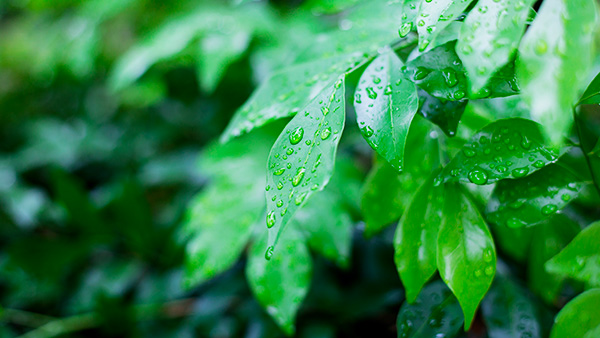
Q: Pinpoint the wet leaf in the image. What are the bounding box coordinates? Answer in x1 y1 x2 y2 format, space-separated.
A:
354 49 419 171
417 88 467 137
517 0 599 144
415 0 476 52
437 184 496 329
397 0 422 38
550 289 600 338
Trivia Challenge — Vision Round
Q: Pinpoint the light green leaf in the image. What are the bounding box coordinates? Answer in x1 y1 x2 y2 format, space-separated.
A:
394 172 444 303
457 0 536 93
528 214 580 303
578 71 600 105
221 54 364 142
398 0 422 37
396 280 464 338
481 277 542 338
438 118 564 185
197 29 251 93
415 0 475 51
265 79 345 253
517 0 599 144
486 164 583 228
246 227 312 335
550 289 600 338
354 49 418 171
437 184 496 329
546 221 600 289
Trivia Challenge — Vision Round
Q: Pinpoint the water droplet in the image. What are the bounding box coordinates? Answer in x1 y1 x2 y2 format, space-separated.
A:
414 67 430 80
266 185 271 191
276 182 284 190
399 22 412 37
265 246 274 260
276 200 283 207
534 40 548 55
289 127 304 145
468 169 488 185
274 168 285 176
361 125 374 137
478 5 488 13
355 93 362 103
372 76 381 84
483 249 493 262
417 19 425 27
321 106 329 115
541 204 558 215
484 265 494 276
496 165 507 173
321 127 332 140
454 90 466 99
442 68 458 87
366 87 377 99
292 168 306 186
463 148 476 157
384 85 392 95
266 211 276 228
450 168 460 177
533 160 544 168
511 167 529 178
561 194 571 202
507 217 525 228
286 148 294 155
295 192 307 205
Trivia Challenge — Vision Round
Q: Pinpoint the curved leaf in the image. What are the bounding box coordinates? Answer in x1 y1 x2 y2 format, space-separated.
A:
437 184 496 329
221 54 364 142
417 88 467 137
396 280 464 338
415 0 475 52
517 0 599 144
394 172 444 303
438 118 564 185
246 227 312 335
546 221 600 289
550 289 600 338
578 71 600 105
398 0 422 37
265 78 345 253
354 49 419 171
457 0 535 93
481 277 542 338
486 164 583 228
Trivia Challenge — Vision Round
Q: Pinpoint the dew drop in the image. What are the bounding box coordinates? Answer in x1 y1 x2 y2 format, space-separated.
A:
266 211 276 228
541 204 558 215
274 168 285 176
292 168 306 186
366 87 378 99
265 246 274 260
468 169 488 185
321 127 332 140
289 127 304 145
511 167 529 178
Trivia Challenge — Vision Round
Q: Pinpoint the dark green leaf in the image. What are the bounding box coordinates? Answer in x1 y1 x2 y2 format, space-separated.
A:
437 184 496 329
491 223 533 262
481 277 542 338
578 72 600 105
550 289 600 338
517 0 599 144
415 0 475 51
394 172 444 303
265 79 345 253
417 88 467 137
457 0 535 93
396 280 464 338
546 221 600 289
354 49 419 170
438 118 564 185
486 163 583 228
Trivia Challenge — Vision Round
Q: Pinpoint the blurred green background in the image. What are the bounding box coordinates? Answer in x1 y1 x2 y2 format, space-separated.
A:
0 0 410 337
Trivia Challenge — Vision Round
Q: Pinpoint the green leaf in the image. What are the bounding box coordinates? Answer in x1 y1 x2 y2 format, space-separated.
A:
417 88 467 137
578 72 600 105
398 0 422 37
265 78 345 253
246 227 312 335
528 214 580 303
517 0 599 144
197 29 251 93
180 131 273 287
361 116 442 236
396 280 464 338
293 188 353 268
546 221 600 289
457 0 535 93
415 0 475 51
486 163 583 228
394 172 444 303
221 54 363 142
491 223 533 262
481 277 542 338
438 118 564 185
354 49 419 171
437 184 496 329
550 289 600 338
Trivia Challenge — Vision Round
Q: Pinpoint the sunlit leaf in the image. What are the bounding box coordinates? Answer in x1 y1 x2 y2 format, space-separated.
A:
416 0 475 52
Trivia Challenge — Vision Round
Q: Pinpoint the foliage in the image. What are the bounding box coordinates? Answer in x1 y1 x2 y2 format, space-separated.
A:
1 0 600 337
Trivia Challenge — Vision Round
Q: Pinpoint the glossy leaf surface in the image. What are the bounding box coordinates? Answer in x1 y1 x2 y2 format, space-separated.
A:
265 79 345 252
416 0 475 52
550 289 600 338
398 0 422 37
457 0 535 93
578 71 600 105
354 49 419 171
396 280 464 338
437 184 496 329
546 221 600 289
486 164 583 228
517 0 599 144
438 118 563 185
417 88 467 137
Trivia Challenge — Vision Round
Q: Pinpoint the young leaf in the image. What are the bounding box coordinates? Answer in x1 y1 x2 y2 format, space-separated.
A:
550 289 600 338
222 54 364 142
246 227 312 335
415 0 475 52
396 280 464 338
546 221 600 289
398 0 422 37
354 49 419 171
265 78 345 254
486 164 583 228
438 118 564 185
394 172 444 303
457 0 535 93
481 277 542 338
578 71 600 105
437 184 496 329
517 0 599 145
417 88 467 137
528 214 580 303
